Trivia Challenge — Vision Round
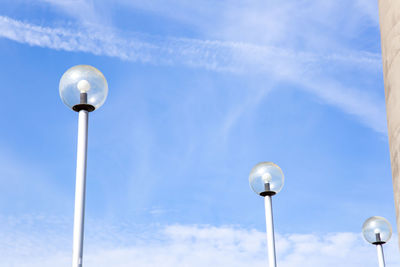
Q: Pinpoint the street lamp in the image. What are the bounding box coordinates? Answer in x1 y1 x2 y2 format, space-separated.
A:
59 65 108 267
249 162 284 267
362 216 392 267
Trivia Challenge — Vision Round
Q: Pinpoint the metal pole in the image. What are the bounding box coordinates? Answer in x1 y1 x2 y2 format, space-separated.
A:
72 110 89 267
376 244 386 267
264 195 277 267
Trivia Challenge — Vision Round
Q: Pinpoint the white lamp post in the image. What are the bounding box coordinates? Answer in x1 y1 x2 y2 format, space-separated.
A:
59 65 108 267
362 216 392 267
249 162 284 267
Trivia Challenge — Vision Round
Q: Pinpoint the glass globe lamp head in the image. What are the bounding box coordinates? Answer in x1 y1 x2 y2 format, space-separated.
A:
249 162 284 196
362 216 392 245
59 65 108 112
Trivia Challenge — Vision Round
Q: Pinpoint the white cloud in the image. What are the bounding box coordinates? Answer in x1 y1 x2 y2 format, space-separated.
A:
0 15 381 74
110 0 380 47
0 216 399 266
299 78 387 134
0 15 386 134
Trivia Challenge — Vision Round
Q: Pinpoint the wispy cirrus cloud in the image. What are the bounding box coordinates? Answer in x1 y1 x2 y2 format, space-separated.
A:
1 215 399 266
0 15 380 72
0 15 386 134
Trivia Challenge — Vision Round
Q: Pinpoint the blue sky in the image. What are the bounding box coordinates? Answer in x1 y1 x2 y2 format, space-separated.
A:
0 0 399 266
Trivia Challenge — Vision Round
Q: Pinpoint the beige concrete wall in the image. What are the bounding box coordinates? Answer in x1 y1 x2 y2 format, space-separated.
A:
378 0 400 248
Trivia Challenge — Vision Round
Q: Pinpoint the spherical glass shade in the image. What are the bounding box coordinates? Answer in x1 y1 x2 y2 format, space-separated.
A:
362 216 392 244
249 162 284 196
59 65 108 111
